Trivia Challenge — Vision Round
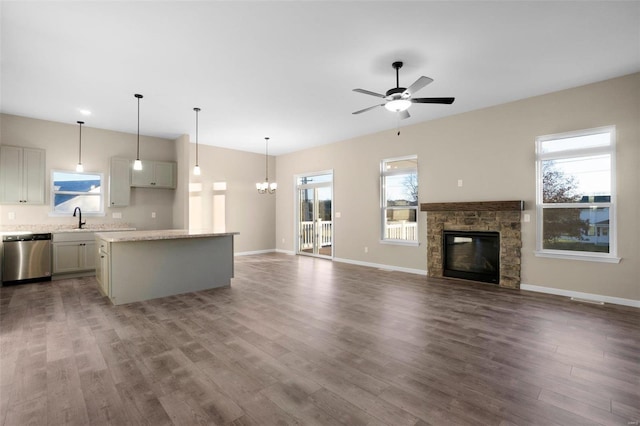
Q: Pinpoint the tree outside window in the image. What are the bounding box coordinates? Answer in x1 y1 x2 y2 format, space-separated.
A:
536 127 617 261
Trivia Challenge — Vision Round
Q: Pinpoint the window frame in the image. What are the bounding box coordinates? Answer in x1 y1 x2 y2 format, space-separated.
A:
380 155 419 246
49 169 105 217
535 126 619 263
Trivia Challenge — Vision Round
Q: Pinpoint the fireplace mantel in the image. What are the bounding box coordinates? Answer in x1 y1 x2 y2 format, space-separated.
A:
421 200 524 212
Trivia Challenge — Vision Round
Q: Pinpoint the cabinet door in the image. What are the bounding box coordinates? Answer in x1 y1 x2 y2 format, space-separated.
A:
153 162 176 188
130 160 154 187
99 252 110 296
0 146 45 204
53 242 83 273
22 148 45 204
109 158 131 206
0 146 23 203
83 241 97 270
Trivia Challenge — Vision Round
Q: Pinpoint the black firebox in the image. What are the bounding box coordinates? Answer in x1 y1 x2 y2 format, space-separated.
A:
443 230 499 284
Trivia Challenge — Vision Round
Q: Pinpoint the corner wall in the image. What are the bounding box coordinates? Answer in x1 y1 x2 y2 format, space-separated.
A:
186 143 276 254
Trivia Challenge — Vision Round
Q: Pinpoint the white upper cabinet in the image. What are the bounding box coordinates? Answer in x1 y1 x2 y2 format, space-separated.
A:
109 157 131 207
0 145 45 204
131 160 176 189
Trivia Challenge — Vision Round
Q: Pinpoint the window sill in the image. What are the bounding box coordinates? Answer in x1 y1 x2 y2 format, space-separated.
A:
379 239 420 247
534 250 621 264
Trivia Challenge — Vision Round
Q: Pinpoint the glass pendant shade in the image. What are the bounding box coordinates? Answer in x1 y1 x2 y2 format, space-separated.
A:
133 159 142 170
193 165 201 176
385 99 411 112
76 163 84 172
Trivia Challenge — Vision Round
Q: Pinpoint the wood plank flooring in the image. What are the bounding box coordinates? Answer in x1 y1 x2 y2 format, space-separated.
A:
1 253 639 425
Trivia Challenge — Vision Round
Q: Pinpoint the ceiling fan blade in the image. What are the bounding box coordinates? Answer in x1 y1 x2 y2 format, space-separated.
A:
398 110 410 120
412 97 455 104
352 104 384 115
353 88 385 98
402 76 433 97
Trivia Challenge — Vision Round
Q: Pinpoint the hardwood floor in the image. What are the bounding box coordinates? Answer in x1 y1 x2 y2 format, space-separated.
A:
1 253 639 425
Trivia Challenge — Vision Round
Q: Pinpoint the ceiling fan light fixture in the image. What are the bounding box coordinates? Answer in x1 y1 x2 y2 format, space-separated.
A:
385 99 411 112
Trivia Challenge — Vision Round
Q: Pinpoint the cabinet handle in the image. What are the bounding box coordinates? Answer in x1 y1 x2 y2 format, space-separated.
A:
101 255 104 258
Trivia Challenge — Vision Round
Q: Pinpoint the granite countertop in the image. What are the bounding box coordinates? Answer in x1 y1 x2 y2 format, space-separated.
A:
95 229 239 243
0 223 136 235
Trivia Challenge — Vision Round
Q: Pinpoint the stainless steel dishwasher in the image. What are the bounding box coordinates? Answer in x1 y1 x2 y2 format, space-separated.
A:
2 233 52 284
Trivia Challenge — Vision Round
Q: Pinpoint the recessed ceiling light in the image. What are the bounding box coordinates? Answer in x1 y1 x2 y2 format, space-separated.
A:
79 109 91 116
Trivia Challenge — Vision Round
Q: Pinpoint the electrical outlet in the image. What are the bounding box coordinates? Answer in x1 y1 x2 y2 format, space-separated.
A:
281 238 285 244
523 213 531 223
364 246 368 253
112 212 122 219
8 212 15 220
457 179 463 187
151 212 156 219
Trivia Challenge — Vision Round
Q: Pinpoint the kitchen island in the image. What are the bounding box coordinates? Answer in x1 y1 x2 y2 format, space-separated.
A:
95 229 238 305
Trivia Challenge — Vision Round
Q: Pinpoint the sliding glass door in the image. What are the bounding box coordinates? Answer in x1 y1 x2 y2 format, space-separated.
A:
296 172 333 258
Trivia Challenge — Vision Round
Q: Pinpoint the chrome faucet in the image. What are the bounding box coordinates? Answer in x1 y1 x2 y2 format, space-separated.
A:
73 207 86 229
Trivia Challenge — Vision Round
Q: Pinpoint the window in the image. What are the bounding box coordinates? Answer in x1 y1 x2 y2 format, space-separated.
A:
51 170 104 215
535 126 618 262
381 156 418 244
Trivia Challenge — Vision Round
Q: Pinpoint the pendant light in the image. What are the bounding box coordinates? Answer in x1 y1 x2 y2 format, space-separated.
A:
193 107 201 176
133 93 143 171
256 137 277 194
75 121 84 172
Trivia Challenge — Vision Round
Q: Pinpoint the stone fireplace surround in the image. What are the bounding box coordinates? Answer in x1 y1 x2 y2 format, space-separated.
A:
420 201 524 289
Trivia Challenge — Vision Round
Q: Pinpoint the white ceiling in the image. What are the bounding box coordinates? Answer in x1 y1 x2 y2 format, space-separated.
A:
2 1 639 156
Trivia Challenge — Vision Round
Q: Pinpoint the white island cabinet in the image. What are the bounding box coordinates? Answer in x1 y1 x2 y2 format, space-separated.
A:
95 230 237 305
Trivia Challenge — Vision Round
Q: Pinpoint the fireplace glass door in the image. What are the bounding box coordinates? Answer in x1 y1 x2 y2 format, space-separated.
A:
443 231 499 284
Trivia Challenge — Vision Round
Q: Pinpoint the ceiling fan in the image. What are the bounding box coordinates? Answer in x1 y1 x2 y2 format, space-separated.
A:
352 61 455 119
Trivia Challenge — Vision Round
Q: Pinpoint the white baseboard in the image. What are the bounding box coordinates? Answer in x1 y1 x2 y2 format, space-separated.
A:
275 249 295 255
235 249 275 257
520 283 640 308
333 257 427 276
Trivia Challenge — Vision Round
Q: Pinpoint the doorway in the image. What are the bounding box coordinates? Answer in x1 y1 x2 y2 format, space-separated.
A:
296 171 333 258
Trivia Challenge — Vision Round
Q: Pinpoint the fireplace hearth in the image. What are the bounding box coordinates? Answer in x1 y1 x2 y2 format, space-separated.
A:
443 230 500 284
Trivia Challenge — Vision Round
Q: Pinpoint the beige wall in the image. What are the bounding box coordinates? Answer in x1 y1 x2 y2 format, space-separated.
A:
0 114 176 230
275 73 640 302
187 143 276 254
0 114 277 255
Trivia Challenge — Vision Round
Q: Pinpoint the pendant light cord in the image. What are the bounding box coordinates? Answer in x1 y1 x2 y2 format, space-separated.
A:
265 137 269 182
194 107 200 166
137 97 140 159
77 121 84 164
135 94 143 160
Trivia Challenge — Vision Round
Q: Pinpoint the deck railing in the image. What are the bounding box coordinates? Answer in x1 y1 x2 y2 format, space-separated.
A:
299 220 416 249
300 220 332 250
385 221 418 241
